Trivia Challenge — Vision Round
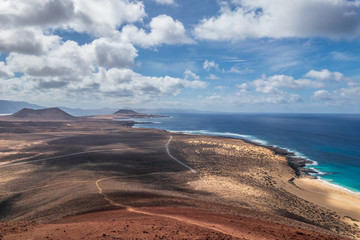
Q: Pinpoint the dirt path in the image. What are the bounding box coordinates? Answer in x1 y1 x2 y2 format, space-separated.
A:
95 177 249 239
166 136 197 173
93 136 249 239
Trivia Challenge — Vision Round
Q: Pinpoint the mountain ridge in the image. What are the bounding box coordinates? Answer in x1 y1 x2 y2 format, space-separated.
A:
0 100 44 114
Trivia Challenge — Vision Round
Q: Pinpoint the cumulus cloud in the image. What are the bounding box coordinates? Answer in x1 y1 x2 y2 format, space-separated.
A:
0 0 202 105
330 51 356 61
252 74 324 94
3 35 205 99
203 60 219 71
184 69 200 81
119 15 193 47
336 81 360 100
305 69 348 82
236 83 248 89
70 0 145 36
87 68 205 97
0 0 146 36
0 0 146 55
0 0 74 28
0 61 14 78
153 0 176 5
206 93 222 101
236 83 248 93
226 67 253 74
92 39 137 69
6 40 94 79
6 38 137 79
194 0 360 40
215 86 227 90
0 28 60 55
233 90 302 105
207 74 219 80
311 81 360 104
0 66 207 104
312 89 332 100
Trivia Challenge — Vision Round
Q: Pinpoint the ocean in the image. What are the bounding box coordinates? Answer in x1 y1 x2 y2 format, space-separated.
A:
130 113 360 193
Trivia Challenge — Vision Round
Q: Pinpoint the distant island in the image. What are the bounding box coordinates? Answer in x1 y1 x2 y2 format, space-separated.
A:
90 109 167 120
0 107 166 122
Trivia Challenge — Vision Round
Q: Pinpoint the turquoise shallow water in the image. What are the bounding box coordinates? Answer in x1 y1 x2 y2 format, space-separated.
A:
132 113 360 193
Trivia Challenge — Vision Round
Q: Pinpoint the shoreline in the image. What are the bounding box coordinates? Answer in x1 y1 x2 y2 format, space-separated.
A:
130 120 359 196
1 119 359 239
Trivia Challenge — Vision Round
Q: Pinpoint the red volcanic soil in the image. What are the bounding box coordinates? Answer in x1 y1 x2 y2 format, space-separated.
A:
1 207 346 240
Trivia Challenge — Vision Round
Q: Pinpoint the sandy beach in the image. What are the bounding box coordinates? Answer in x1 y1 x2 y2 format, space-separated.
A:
0 120 359 239
287 177 360 223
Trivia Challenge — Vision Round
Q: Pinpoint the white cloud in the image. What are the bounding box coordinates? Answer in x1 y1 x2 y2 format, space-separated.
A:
252 74 324 94
70 0 146 36
119 15 193 48
183 70 207 88
233 89 302 105
194 0 360 41
0 66 207 104
92 38 137 69
215 86 227 90
207 74 219 80
153 0 176 5
1 30 205 102
3 35 205 100
203 60 219 71
0 0 74 28
330 51 356 61
236 83 248 89
6 40 94 79
0 0 146 37
0 62 14 78
5 37 138 86
184 69 200 81
87 68 205 97
226 67 254 74
0 28 60 55
312 89 332 100
0 0 145 56
206 93 221 101
236 83 248 93
311 81 360 105
336 81 360 100
305 69 348 82
0 0 203 106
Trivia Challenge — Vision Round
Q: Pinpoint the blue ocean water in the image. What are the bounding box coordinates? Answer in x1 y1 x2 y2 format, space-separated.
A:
133 113 360 193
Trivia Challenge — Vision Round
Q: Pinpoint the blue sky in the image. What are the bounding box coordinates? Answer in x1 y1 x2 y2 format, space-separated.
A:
0 0 359 113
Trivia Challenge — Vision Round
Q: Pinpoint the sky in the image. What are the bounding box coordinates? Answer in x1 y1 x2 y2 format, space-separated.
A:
0 0 360 113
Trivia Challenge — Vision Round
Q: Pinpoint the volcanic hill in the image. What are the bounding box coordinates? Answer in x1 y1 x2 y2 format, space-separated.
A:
114 109 138 115
10 107 76 121
112 109 167 119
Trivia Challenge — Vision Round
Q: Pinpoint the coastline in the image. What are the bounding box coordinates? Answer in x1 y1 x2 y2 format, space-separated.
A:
131 121 360 219
1 119 359 239
168 132 360 238
132 119 359 195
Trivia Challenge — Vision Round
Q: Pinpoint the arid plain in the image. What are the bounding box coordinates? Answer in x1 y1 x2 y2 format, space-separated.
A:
0 112 359 239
